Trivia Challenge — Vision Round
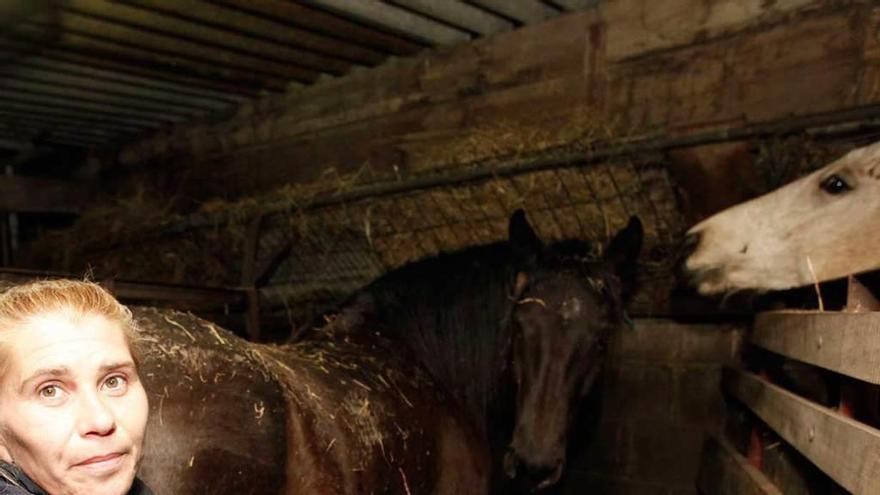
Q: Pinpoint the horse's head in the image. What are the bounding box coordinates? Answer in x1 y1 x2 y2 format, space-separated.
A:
502 210 642 491
682 141 880 295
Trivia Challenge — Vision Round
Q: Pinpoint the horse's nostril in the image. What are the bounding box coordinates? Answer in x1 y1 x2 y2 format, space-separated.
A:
503 449 521 480
526 460 565 491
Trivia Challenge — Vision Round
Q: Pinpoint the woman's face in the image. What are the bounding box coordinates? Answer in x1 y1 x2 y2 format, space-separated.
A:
0 311 148 495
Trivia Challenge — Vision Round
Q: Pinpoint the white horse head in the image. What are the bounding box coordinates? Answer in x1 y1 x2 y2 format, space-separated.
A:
683 140 880 295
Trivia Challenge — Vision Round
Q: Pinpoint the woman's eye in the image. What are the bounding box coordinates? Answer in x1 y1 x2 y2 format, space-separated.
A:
820 174 852 195
103 375 128 393
38 385 62 400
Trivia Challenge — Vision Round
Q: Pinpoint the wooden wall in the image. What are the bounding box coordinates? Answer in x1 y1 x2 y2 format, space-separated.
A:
112 0 880 206
564 318 743 493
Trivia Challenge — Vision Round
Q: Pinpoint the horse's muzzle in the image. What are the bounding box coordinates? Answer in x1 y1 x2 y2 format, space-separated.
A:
503 448 564 492
675 231 703 284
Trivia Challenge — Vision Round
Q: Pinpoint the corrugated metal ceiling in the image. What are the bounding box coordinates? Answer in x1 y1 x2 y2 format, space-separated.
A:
0 0 599 152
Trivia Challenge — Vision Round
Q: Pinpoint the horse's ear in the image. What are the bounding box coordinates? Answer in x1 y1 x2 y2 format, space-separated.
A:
508 209 543 262
604 216 643 296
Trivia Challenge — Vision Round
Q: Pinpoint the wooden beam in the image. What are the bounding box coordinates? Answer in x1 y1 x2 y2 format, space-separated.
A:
602 0 819 61
0 0 50 29
0 137 30 151
36 9 323 82
389 0 514 36
0 268 246 310
0 97 160 130
0 43 261 97
0 175 88 214
0 79 200 122
64 0 352 75
752 311 880 385
241 215 263 342
116 0 385 66
0 87 182 125
0 109 146 135
215 0 424 56
111 280 245 310
846 275 880 312
468 0 558 23
307 0 470 45
3 27 289 91
546 0 598 10
697 435 783 495
0 64 222 114
725 368 880 494
15 56 247 105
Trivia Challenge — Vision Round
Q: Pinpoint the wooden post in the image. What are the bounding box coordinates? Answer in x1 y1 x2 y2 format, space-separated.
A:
0 215 10 267
845 275 880 313
241 215 263 342
747 427 764 470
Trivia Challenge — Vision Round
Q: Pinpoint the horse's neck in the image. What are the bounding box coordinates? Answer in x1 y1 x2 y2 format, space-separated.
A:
371 249 515 424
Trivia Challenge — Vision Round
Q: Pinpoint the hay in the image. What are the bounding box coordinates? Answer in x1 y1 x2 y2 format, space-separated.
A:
24 125 848 330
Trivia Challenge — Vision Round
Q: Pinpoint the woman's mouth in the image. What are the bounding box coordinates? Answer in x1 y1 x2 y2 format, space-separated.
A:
73 452 126 473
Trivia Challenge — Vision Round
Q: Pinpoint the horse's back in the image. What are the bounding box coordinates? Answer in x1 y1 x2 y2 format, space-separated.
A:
263 337 490 494
133 308 289 495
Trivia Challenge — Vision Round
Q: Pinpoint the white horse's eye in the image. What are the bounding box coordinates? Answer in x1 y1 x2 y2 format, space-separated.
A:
819 174 851 195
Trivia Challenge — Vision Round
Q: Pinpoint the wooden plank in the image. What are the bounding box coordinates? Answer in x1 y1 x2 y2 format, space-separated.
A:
846 275 880 312
64 0 353 74
0 175 88 214
547 0 597 10
469 0 558 23
0 268 246 310
752 311 880 385
390 0 514 36
0 76 205 119
0 43 262 97
602 0 821 61
0 65 223 112
0 138 29 151
607 7 862 134
116 0 384 65
214 0 424 56
7 124 119 148
4 25 289 90
725 368 880 494
16 56 247 105
306 0 470 45
118 10 593 166
697 435 783 495
36 9 322 81
0 99 159 130
0 88 182 125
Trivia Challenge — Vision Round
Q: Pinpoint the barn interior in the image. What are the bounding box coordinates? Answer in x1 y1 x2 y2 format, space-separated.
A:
2 1 879 493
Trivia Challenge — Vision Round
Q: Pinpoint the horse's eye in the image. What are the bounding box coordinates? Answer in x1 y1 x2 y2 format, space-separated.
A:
820 174 851 195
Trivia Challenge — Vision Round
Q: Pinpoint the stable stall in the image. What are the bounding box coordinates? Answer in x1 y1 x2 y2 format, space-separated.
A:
2 1 880 493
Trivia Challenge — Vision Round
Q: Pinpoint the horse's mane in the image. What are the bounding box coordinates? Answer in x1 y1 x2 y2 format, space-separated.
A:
343 237 608 433
355 241 518 429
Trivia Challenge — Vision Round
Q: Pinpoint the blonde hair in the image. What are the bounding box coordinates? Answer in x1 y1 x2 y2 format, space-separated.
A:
0 279 138 361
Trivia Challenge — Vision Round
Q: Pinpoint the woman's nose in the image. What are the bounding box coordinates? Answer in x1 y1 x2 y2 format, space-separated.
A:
78 392 116 437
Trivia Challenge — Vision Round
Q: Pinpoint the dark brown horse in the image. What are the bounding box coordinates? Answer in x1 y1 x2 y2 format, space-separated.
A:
0 276 489 495
304 210 643 492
